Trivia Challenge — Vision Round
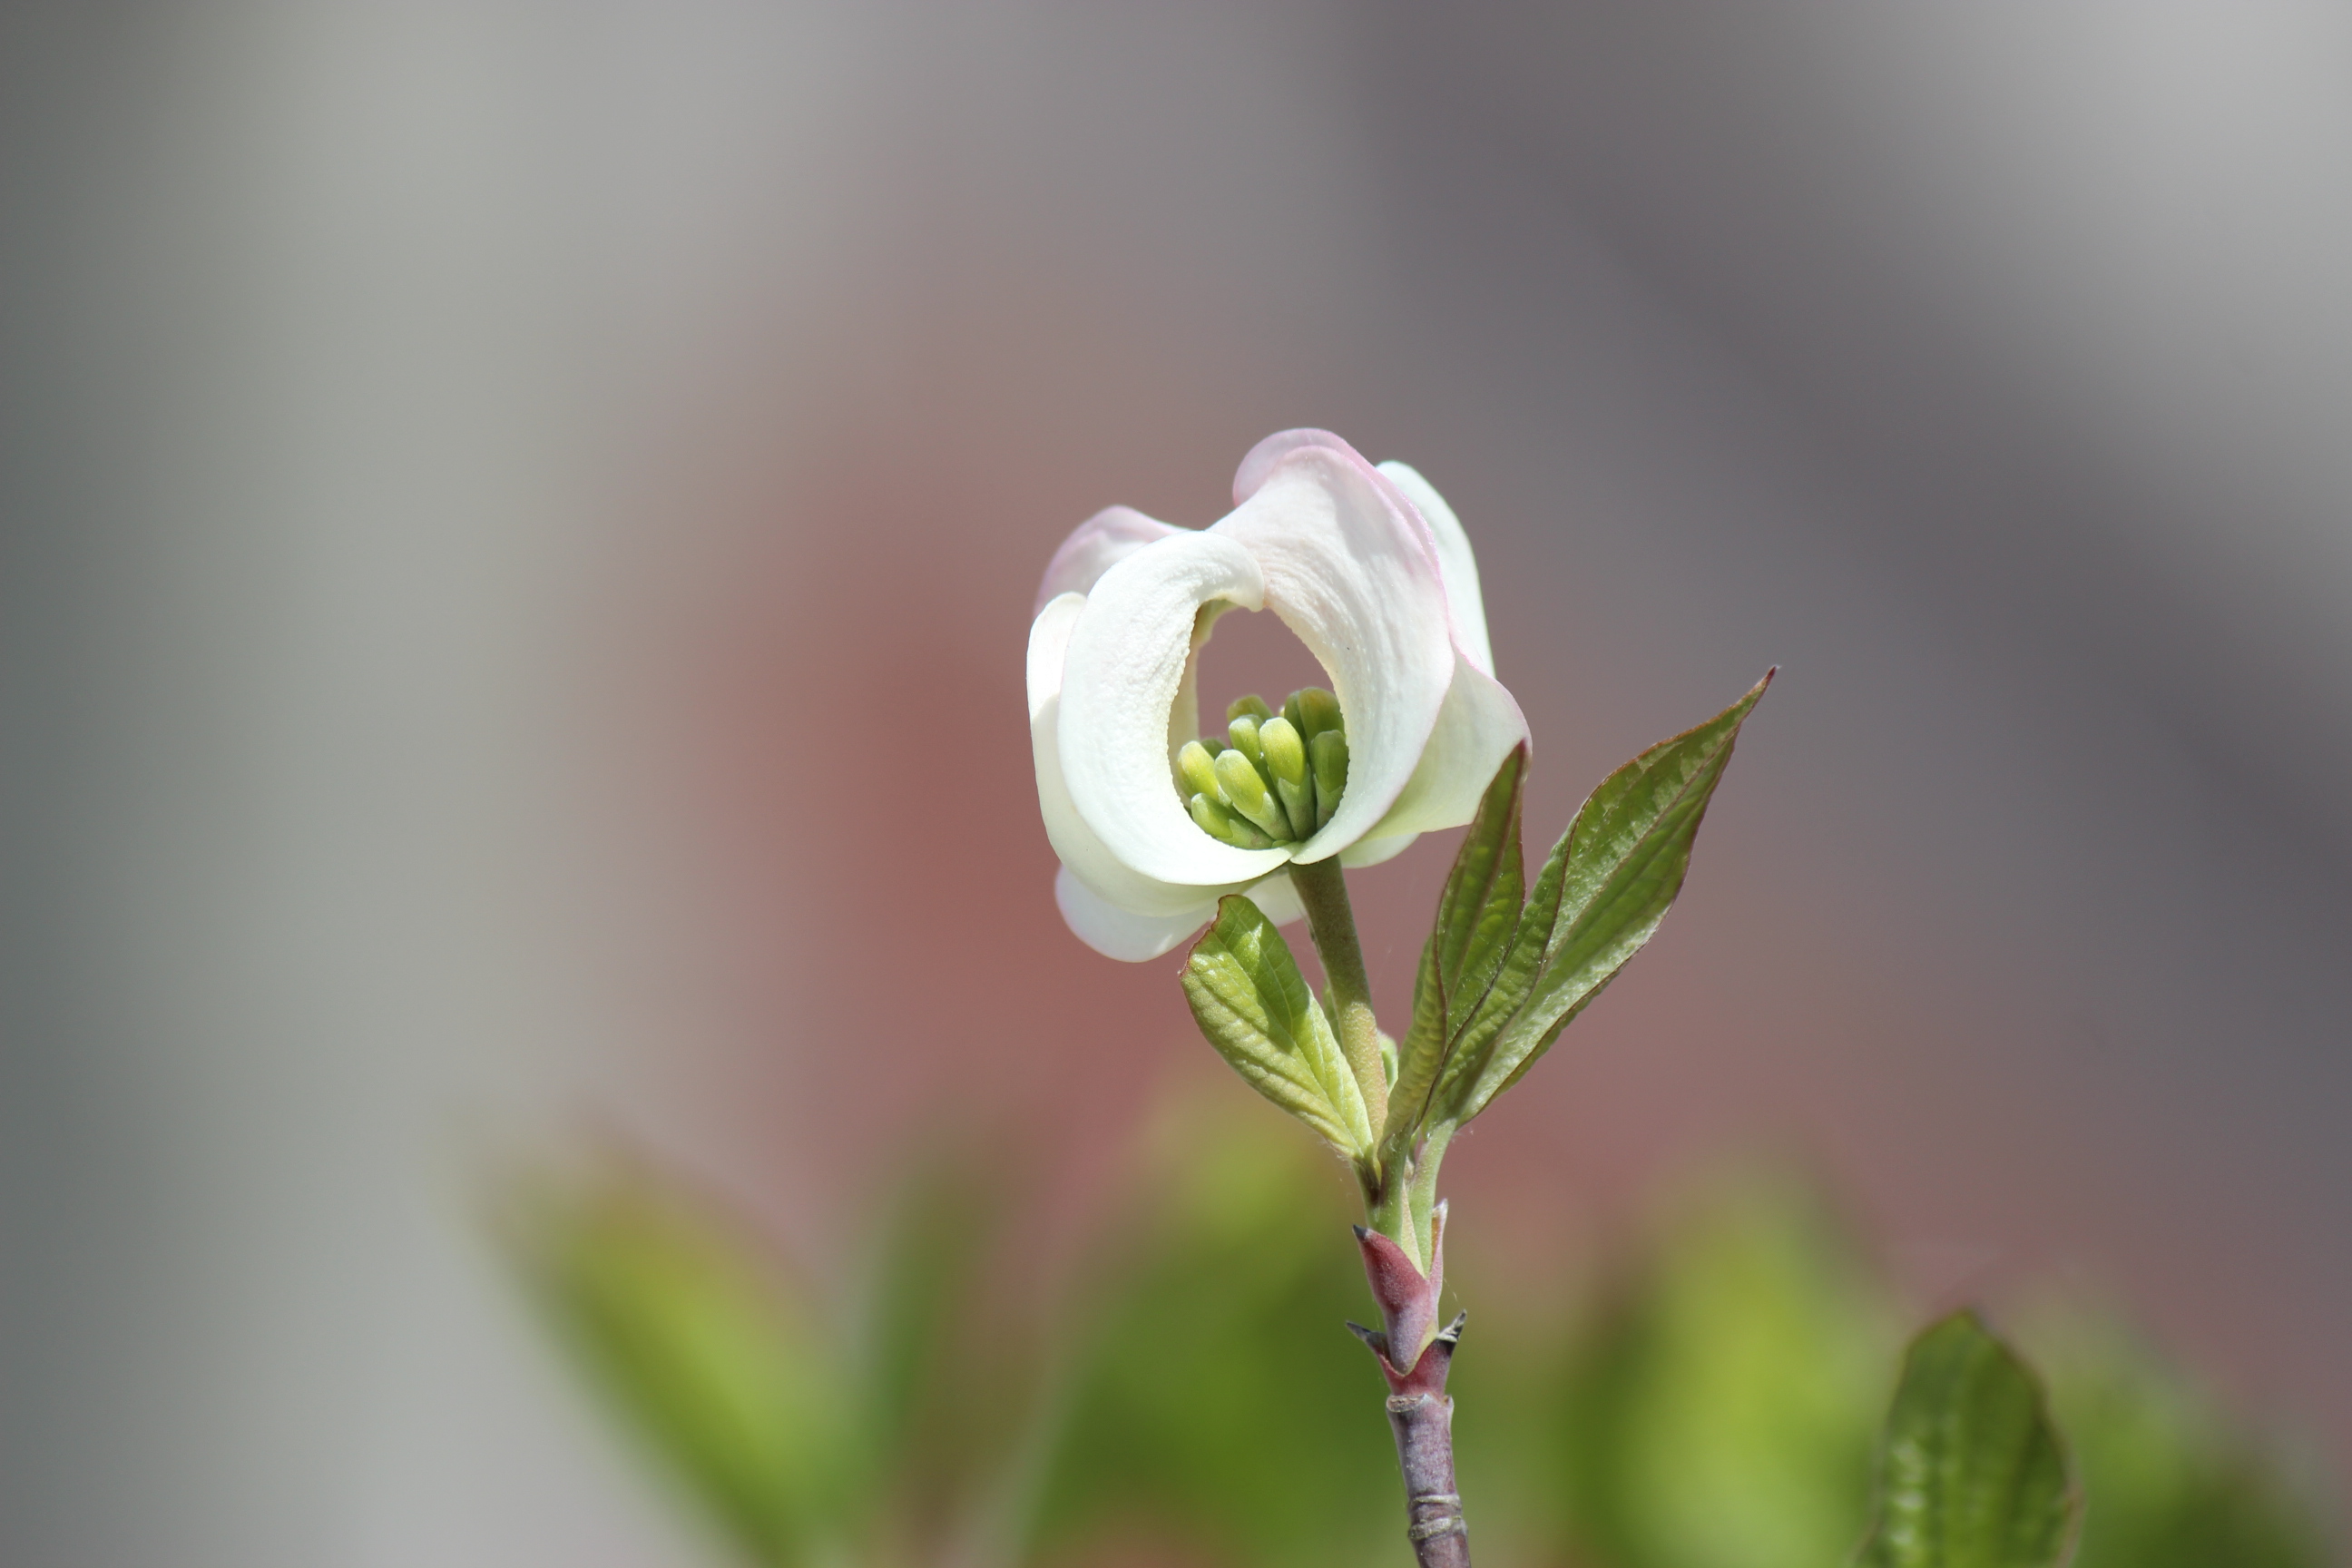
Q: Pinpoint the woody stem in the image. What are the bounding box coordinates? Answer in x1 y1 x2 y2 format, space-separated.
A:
1389 1387 1471 1567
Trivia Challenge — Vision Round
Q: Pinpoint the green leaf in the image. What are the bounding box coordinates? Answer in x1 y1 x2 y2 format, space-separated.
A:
1857 1311 2077 1568
503 1164 852 1568
1181 894 1373 1157
1434 671 1771 1127
1386 745 1528 1152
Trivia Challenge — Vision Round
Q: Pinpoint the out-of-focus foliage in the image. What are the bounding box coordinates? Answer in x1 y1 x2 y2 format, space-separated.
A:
503 1162 851 1565
502 1150 1033 1568
2031 1316 2333 1568
1528 1180 2328 1568
1855 1312 2075 1568
500 1110 2333 1568
1027 1111 1397 1565
1540 1181 1898 1568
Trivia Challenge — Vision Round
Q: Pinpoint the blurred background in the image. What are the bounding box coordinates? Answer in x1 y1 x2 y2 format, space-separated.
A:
4 3 2349 1563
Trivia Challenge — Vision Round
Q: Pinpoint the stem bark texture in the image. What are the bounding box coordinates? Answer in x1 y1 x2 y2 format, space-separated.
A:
1388 1389 1469 1566
1362 1317 1471 1566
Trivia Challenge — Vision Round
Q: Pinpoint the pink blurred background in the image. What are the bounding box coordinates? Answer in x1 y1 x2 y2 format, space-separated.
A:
5 4 2348 1563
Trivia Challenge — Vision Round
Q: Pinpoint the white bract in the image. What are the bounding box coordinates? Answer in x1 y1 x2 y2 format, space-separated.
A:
1028 430 1528 960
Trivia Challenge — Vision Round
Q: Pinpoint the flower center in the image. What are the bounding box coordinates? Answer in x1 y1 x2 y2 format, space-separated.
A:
1176 687 1349 849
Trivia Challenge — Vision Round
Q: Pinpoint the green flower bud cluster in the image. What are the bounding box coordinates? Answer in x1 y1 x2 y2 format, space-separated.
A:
1178 688 1349 848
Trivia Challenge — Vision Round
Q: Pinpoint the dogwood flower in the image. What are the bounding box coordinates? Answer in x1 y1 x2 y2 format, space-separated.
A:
1028 429 1528 960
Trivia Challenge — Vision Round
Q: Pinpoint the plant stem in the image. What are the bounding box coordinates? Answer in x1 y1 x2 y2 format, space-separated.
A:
1287 856 1390 1152
1406 1122 1453 1264
1369 1317 1472 1567
1390 1392 1470 1566
1366 1173 1418 1269
1297 857 1472 1561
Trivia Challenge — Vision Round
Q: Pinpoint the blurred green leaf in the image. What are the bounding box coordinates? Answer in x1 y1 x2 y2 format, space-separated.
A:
503 1165 853 1568
1543 1182 1896 1568
848 1149 1039 1563
1434 672 1770 1127
1857 1311 2076 1568
1182 894 1374 1157
2034 1318 2331 1568
1387 744 1527 1152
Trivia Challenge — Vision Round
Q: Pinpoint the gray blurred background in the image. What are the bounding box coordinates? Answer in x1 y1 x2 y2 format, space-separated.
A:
4 4 2348 1563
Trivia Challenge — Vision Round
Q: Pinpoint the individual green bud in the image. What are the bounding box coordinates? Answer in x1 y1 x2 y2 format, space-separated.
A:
1213 749 1291 841
1310 729 1348 829
1274 779 1315 843
1293 686 1343 740
1258 716 1314 839
1224 713 1267 775
1190 792 1272 849
1257 716 1308 787
1176 740 1224 802
1226 693 1274 724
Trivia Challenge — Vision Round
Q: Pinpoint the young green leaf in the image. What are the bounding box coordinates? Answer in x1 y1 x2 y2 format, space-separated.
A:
1181 895 1375 1158
1384 745 1528 1153
1434 671 1771 1127
1857 1311 2078 1568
